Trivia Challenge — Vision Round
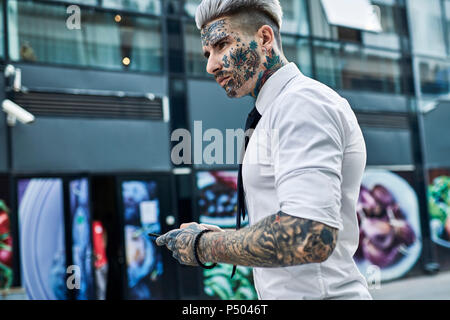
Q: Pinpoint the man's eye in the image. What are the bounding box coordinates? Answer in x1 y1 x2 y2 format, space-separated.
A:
218 41 227 50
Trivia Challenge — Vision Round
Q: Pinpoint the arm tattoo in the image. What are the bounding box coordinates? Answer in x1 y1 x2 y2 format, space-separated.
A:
198 212 338 268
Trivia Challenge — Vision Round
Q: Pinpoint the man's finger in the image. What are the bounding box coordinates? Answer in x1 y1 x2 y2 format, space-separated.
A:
200 224 224 232
180 222 197 229
155 229 179 246
155 235 166 246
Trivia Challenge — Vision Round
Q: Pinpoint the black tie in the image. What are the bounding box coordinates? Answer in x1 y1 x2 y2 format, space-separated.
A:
232 106 262 278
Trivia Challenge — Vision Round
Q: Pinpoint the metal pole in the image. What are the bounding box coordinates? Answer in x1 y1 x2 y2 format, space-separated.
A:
399 0 440 274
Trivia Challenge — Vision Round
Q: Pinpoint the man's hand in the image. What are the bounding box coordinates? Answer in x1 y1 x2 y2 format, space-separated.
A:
155 223 223 266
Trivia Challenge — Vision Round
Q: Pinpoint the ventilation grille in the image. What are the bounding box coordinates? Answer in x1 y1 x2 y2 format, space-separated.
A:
11 90 165 121
355 111 410 129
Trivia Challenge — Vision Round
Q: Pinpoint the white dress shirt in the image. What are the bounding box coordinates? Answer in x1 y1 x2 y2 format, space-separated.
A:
242 62 372 300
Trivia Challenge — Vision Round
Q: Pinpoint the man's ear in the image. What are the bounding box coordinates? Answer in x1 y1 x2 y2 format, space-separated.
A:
257 25 275 53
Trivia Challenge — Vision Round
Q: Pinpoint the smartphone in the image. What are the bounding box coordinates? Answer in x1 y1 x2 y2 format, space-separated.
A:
148 233 161 238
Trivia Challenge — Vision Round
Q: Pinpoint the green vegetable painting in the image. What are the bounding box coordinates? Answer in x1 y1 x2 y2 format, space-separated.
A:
204 264 257 300
428 176 450 243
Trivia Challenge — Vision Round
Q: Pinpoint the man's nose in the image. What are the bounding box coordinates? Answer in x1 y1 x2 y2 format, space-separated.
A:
206 55 222 75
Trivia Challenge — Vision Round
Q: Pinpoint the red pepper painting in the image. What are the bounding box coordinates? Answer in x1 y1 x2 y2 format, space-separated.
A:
0 200 13 289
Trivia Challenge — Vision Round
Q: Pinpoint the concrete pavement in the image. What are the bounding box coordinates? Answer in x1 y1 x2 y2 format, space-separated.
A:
369 270 450 300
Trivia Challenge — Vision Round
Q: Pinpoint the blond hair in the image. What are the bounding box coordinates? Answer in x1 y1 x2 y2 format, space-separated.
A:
195 0 283 30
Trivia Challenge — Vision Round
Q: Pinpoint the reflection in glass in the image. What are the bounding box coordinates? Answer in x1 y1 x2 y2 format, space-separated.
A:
408 0 446 58
8 1 162 72
314 41 402 94
361 0 402 50
418 59 450 96
310 0 403 50
320 0 382 33
282 36 312 77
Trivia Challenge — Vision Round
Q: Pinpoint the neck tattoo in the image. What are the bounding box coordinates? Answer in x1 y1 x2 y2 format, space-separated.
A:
251 48 286 98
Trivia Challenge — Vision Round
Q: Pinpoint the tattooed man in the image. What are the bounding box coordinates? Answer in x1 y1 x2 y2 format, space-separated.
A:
157 0 372 300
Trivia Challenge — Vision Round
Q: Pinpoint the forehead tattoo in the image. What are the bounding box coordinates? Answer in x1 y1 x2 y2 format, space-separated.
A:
201 19 229 47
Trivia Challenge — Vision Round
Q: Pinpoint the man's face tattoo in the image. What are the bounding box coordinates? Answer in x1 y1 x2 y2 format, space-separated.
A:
201 18 286 98
202 18 261 98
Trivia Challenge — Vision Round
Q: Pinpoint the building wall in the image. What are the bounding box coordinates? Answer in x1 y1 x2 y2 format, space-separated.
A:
423 101 450 169
340 90 410 113
7 63 171 173
11 117 171 172
362 127 413 166
187 79 254 170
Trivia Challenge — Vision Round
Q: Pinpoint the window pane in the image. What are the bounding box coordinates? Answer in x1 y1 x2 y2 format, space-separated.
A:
361 0 401 50
311 0 403 50
314 41 403 94
184 22 207 76
8 1 162 72
0 2 3 58
309 0 339 39
280 0 309 35
320 0 382 32
446 0 450 49
418 59 450 96
407 0 446 57
282 36 312 77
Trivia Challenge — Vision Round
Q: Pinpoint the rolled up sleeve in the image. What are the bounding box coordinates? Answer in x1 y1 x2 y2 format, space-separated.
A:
270 93 345 230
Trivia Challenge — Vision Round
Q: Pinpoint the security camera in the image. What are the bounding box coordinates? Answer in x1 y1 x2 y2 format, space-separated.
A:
4 64 23 92
2 99 35 126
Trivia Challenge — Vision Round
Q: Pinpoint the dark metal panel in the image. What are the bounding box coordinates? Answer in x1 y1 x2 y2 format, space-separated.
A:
12 90 164 120
423 101 450 168
356 111 410 129
361 127 413 166
15 63 167 95
11 117 171 172
187 79 254 169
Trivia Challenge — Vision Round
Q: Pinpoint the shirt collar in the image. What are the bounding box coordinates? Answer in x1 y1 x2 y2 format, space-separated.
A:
255 62 302 115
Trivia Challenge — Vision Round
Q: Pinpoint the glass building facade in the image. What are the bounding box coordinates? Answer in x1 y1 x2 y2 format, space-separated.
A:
0 0 446 99
0 0 449 300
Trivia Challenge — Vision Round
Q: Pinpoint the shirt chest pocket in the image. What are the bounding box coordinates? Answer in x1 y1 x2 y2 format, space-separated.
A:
246 129 275 177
